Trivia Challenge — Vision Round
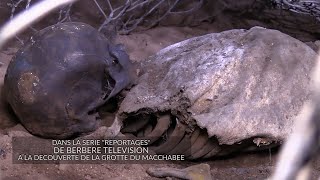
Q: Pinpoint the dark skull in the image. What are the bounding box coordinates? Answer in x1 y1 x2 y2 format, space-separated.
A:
3 22 135 139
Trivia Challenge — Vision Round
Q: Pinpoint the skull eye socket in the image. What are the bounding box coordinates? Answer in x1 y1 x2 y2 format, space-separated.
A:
112 58 119 65
110 52 120 66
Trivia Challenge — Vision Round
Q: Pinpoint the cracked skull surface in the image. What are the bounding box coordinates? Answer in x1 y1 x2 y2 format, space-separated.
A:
3 22 135 139
118 27 317 159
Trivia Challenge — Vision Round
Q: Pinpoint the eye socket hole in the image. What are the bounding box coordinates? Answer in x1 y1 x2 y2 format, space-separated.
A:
112 58 119 65
110 52 119 65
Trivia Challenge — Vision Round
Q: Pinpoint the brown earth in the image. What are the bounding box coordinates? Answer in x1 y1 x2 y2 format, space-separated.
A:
0 21 320 180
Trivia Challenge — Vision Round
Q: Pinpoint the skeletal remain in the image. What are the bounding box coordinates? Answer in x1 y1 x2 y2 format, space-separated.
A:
144 114 172 144
3 22 135 139
121 114 221 159
117 27 316 162
152 118 186 154
271 52 320 179
147 163 212 180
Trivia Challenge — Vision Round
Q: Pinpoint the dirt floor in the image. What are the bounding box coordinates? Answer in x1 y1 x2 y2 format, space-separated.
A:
0 22 319 180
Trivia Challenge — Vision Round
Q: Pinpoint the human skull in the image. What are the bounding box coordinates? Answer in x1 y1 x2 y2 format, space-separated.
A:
3 22 135 139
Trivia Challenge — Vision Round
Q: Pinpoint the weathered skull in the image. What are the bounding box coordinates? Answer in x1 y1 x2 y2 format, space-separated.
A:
3 22 135 139
119 27 317 158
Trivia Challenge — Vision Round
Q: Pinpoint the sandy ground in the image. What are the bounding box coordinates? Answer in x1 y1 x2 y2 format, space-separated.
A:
0 23 319 180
